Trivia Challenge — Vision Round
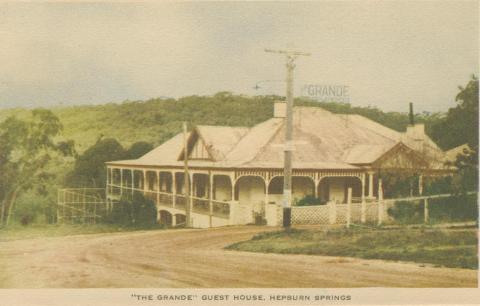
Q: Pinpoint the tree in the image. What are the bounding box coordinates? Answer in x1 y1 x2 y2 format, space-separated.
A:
65 138 126 188
430 75 479 151
125 141 154 159
439 76 478 192
65 139 153 188
0 109 74 226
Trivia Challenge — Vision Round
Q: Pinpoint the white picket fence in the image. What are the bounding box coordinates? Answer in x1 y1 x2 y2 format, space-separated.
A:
291 202 384 225
290 190 477 227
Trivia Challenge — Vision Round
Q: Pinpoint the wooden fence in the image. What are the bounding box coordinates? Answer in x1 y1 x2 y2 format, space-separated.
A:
291 189 477 227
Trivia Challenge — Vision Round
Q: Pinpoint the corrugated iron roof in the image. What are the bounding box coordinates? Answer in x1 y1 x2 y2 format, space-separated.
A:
107 105 448 170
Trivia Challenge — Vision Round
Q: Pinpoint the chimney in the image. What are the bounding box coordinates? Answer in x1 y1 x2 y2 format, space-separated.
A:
404 103 425 151
274 101 286 118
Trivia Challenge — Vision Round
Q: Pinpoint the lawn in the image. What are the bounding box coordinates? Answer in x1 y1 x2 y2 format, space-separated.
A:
0 223 166 241
226 227 478 269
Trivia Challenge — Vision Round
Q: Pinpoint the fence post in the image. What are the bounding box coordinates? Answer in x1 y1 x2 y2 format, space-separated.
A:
209 171 213 227
361 173 366 223
424 198 429 223
361 199 366 224
329 201 337 224
346 188 352 228
378 179 384 226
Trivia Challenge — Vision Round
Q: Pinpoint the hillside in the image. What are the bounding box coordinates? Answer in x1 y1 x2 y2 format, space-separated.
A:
0 92 443 153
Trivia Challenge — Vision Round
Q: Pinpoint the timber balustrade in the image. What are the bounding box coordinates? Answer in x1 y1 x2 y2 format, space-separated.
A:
107 184 231 220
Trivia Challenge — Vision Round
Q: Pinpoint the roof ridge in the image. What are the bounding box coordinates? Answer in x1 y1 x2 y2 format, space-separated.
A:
220 126 252 157
196 124 248 129
245 118 286 165
345 114 401 142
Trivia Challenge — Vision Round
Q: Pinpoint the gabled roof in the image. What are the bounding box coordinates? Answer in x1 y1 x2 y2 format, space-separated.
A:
445 143 474 163
195 125 249 161
343 144 396 164
107 105 448 171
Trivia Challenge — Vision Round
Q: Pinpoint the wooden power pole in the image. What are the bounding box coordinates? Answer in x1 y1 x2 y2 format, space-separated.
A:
265 48 310 228
183 122 192 227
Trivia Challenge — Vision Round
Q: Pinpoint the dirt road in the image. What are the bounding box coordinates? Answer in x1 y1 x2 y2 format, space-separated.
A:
0 226 476 288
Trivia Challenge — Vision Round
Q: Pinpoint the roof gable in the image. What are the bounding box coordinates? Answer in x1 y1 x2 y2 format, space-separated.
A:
178 125 249 161
371 142 429 169
178 128 214 161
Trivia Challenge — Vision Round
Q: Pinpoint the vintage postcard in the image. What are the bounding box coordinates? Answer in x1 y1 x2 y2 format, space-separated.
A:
0 1 479 305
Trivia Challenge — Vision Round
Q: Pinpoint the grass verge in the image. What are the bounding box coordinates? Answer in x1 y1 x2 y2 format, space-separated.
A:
0 223 167 241
226 227 478 269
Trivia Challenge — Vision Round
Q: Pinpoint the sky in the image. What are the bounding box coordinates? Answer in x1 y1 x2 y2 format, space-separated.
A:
0 1 478 112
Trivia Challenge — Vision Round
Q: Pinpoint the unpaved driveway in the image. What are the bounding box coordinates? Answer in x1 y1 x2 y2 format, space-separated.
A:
0 226 477 288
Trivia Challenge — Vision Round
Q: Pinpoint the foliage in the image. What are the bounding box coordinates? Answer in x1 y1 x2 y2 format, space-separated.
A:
65 139 153 188
387 194 478 224
65 138 125 188
429 75 478 151
105 192 157 227
377 172 419 198
226 228 478 269
125 141 154 159
0 109 74 227
0 93 445 154
296 195 326 206
387 201 424 224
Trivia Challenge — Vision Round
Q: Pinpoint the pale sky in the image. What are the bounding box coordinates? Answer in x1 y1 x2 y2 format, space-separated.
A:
0 1 478 112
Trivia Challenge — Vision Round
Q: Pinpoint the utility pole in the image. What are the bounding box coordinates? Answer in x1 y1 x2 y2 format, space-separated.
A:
265 48 310 228
183 122 191 227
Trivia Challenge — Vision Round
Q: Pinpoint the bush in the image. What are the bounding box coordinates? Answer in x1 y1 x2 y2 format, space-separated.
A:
387 201 423 224
429 194 478 223
387 194 478 224
296 195 326 206
20 214 33 226
105 192 157 227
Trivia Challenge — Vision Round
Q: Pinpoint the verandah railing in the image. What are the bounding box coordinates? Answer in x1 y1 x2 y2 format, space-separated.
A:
108 184 230 219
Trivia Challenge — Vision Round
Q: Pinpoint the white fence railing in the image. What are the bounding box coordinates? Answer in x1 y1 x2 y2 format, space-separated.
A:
290 191 478 226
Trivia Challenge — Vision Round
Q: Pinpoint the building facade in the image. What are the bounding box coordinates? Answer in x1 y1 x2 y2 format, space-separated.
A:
106 102 452 227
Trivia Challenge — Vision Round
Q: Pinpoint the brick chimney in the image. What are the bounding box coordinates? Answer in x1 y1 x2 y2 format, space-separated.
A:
404 103 425 152
274 101 286 118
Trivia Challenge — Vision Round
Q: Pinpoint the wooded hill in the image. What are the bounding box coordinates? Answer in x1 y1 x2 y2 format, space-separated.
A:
0 92 457 154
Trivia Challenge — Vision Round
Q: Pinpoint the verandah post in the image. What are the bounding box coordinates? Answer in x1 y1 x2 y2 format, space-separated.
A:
346 188 352 228
131 170 134 196
172 172 176 208
361 173 366 223
209 171 213 227
156 171 160 206
377 178 384 226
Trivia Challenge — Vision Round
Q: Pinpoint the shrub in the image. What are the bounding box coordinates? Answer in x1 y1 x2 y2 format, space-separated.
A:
105 192 157 227
387 194 478 224
296 195 326 206
387 201 423 224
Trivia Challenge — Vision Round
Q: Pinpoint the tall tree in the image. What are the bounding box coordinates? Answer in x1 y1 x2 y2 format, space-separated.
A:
0 110 73 226
430 75 479 151
65 139 152 188
65 138 126 188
